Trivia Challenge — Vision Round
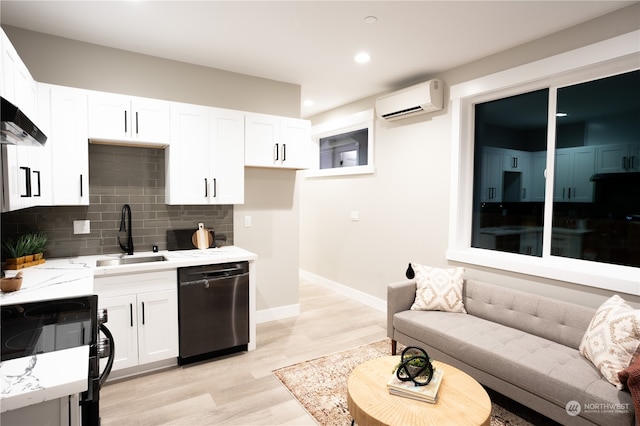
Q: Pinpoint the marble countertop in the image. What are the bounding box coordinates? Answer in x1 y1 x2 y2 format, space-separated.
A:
1 246 257 306
0 346 89 413
0 246 257 412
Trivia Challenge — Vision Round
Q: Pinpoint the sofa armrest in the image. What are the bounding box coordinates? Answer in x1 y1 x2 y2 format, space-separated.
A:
387 279 417 340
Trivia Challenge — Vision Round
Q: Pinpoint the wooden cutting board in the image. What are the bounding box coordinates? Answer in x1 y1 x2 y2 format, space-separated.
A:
192 227 214 249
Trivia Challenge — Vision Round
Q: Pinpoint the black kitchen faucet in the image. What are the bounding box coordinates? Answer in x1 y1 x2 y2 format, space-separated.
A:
118 204 134 255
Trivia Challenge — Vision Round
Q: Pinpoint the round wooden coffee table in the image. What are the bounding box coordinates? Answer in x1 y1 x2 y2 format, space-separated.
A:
347 356 491 426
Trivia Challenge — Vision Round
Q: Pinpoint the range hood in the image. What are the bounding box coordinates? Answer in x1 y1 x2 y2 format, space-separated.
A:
1 96 47 147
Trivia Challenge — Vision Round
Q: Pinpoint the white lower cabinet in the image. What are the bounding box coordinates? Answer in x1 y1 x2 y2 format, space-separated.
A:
96 271 178 375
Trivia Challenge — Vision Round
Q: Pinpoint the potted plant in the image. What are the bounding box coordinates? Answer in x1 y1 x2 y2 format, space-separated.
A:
29 232 47 262
2 232 47 268
2 235 29 266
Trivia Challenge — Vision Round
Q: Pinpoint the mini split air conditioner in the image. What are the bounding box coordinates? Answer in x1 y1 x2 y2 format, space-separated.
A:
375 79 443 121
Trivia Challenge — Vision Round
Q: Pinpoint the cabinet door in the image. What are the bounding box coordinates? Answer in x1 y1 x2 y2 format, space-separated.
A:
530 152 547 202
571 148 595 202
244 113 280 167
502 149 526 171
210 108 245 204
131 98 170 145
88 92 130 141
100 294 138 371
596 144 628 173
553 150 572 201
166 103 210 204
280 118 311 169
137 290 178 365
480 148 502 202
44 85 89 205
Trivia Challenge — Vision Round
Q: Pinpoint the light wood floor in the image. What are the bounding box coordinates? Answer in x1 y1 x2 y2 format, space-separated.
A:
99 279 388 425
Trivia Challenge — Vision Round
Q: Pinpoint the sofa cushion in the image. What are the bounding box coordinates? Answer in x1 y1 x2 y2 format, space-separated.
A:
393 310 633 425
579 295 640 389
464 279 595 350
410 264 466 313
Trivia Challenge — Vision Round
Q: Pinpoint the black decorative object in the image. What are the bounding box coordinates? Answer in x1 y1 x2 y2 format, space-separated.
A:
395 346 434 386
406 262 415 279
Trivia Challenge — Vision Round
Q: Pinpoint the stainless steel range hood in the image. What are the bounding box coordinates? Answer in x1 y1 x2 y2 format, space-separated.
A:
1 96 47 147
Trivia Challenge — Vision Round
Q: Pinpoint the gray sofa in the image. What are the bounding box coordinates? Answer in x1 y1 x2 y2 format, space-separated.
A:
387 278 635 426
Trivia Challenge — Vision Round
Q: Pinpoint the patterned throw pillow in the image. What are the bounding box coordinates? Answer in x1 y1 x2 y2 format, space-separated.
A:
579 295 640 389
410 264 466 313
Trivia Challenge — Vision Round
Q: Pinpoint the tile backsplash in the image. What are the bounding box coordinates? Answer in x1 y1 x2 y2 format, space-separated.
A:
1 144 233 259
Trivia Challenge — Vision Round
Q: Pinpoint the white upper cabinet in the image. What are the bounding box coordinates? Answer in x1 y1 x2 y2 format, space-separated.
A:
210 108 245 204
554 147 595 202
245 112 311 169
39 84 89 205
1 28 49 212
595 143 640 173
1 29 37 118
166 103 244 205
88 91 170 146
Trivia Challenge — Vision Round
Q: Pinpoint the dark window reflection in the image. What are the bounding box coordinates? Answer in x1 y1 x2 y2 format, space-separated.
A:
553 70 640 267
319 128 368 169
472 89 549 256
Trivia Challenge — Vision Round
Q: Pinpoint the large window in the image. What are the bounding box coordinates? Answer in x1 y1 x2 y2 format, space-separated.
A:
447 31 640 294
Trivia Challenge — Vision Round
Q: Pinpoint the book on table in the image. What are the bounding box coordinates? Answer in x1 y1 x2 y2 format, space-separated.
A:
387 368 444 403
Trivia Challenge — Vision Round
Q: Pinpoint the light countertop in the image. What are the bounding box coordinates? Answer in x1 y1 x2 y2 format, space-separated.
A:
1 246 257 306
0 346 89 413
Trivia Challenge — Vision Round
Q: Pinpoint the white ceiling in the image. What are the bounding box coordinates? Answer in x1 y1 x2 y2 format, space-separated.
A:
0 1 633 118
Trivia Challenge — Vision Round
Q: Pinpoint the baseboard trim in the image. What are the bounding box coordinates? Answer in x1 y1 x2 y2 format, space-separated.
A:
256 303 300 324
299 269 386 313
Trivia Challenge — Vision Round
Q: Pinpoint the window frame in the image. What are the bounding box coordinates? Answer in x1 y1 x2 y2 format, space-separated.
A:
305 109 375 178
447 31 640 295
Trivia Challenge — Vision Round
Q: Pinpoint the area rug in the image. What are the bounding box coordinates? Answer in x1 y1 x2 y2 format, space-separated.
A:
273 339 555 426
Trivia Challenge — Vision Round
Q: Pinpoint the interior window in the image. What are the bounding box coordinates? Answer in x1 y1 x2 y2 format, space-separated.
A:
319 128 368 169
307 109 374 177
471 89 549 256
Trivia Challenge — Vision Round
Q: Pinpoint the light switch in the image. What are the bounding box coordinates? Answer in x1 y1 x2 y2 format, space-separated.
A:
350 211 360 221
244 216 252 227
73 220 90 234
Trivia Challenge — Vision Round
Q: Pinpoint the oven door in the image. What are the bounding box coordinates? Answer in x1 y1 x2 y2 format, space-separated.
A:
1 295 98 361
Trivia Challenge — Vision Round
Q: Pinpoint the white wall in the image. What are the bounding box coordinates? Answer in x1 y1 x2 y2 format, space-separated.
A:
300 4 640 310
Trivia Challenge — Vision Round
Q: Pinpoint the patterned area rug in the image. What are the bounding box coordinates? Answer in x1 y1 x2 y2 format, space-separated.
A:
273 339 555 426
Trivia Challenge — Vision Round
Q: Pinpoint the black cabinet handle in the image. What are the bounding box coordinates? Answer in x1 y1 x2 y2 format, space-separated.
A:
135 111 139 134
32 170 41 197
282 144 286 162
213 178 217 198
204 178 208 197
124 111 128 133
80 174 83 197
20 166 31 197
274 143 279 161
129 303 133 327
141 302 145 325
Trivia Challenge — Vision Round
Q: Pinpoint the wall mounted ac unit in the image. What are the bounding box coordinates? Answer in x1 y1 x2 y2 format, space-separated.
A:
375 79 443 121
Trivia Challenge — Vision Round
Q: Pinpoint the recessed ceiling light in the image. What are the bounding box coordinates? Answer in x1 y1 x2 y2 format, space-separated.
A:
364 16 377 24
354 52 371 64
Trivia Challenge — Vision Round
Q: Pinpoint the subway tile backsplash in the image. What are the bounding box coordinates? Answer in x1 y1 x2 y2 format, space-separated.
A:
1 144 233 258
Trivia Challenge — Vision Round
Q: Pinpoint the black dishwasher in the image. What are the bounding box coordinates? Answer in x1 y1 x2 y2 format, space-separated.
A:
177 261 249 365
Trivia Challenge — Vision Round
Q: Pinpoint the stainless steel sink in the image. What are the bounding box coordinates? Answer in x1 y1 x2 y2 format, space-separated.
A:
96 255 168 267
